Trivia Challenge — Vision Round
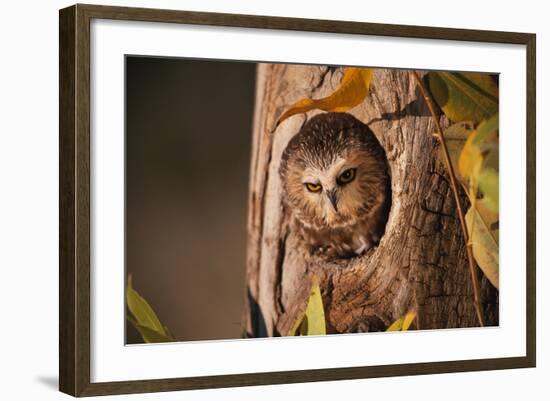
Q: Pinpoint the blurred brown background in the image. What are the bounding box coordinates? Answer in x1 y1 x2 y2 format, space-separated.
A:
125 56 256 343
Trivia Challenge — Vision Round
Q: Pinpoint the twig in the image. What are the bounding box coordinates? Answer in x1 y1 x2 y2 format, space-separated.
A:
410 71 485 327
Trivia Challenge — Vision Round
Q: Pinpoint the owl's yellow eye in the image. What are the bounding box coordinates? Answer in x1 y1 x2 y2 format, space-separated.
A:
337 168 356 185
305 183 322 193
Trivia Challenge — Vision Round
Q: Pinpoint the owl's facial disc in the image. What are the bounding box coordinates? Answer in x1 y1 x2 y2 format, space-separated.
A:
302 159 361 224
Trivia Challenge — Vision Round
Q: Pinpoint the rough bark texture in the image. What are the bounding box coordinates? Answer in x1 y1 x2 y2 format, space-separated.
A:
244 64 498 338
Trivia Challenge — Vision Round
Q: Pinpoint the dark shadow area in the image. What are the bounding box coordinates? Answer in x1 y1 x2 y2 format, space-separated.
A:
367 95 433 126
245 287 268 338
125 56 256 343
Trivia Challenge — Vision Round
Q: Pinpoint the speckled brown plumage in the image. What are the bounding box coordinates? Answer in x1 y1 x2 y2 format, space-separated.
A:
279 112 391 258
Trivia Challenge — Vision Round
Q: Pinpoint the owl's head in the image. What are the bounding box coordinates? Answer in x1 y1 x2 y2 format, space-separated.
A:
280 113 388 229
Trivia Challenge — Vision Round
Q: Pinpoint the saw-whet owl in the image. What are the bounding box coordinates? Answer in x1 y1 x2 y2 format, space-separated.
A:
279 112 391 258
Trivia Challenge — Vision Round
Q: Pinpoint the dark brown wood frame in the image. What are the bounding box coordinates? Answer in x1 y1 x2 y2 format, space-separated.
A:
59 3 536 397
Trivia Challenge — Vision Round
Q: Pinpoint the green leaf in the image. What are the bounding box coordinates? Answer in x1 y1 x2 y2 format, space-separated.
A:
127 316 174 343
478 168 499 213
466 206 499 289
126 275 174 342
163 325 174 339
428 72 498 123
471 113 499 148
387 311 416 331
288 281 326 336
134 324 173 343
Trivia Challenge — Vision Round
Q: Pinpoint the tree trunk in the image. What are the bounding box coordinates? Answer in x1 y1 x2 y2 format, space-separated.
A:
243 64 498 337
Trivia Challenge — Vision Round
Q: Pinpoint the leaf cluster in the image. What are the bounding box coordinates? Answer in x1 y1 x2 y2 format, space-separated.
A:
429 72 499 289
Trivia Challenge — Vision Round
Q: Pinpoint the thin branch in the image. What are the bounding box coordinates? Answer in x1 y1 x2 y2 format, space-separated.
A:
411 71 485 327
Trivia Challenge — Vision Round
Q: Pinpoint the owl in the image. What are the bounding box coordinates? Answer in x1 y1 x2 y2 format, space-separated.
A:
279 112 391 258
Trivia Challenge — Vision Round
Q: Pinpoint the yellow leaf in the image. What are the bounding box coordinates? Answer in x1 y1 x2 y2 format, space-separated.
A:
288 281 326 336
276 68 373 127
476 197 499 238
386 317 404 332
458 114 499 258
458 130 483 180
402 311 416 331
387 311 416 331
466 207 499 289
458 114 499 180
440 121 475 184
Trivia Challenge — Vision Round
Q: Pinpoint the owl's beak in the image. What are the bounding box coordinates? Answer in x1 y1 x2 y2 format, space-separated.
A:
326 190 338 212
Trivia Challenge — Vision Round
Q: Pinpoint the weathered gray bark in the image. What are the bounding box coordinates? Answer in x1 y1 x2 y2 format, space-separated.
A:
244 64 498 337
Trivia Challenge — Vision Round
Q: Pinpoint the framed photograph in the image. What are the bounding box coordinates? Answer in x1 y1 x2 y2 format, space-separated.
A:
59 4 536 397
